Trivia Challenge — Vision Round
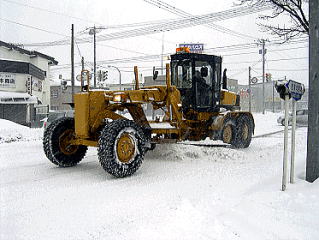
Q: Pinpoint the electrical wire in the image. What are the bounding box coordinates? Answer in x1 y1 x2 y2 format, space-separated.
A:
143 0 258 40
0 17 68 37
19 3 269 47
228 60 261 78
0 0 103 25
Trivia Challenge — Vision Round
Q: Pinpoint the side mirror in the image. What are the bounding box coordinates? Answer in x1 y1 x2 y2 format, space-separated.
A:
200 67 208 78
222 68 227 90
153 67 158 80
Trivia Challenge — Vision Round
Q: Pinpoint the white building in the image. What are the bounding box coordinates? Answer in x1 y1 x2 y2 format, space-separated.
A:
0 40 58 105
0 40 58 126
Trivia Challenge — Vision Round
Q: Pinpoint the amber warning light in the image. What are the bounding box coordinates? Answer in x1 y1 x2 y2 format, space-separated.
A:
176 47 190 53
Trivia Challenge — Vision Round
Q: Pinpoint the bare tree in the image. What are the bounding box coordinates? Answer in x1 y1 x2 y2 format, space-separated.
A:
235 0 309 41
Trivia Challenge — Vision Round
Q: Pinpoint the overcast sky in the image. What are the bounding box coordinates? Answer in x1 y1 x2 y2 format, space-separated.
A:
0 0 309 86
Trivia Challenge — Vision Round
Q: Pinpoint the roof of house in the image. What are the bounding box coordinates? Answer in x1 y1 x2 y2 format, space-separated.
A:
0 40 58 65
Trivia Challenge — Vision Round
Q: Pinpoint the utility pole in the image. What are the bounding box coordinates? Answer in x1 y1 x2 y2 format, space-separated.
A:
306 0 319 182
71 24 75 103
81 57 84 71
261 39 266 114
272 80 275 113
248 66 252 112
93 25 96 88
161 32 164 75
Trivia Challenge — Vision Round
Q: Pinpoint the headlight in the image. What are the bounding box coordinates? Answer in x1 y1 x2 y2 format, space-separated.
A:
113 95 122 102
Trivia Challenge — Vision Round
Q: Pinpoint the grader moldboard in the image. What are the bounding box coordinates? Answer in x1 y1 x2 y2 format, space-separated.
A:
43 48 254 178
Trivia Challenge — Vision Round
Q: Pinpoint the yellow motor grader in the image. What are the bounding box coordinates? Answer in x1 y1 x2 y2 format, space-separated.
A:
43 48 254 177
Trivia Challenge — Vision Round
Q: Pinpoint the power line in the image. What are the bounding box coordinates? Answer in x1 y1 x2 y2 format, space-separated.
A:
1 0 191 32
51 49 308 71
0 17 68 37
19 3 269 47
51 39 309 71
225 56 307 64
228 60 261 78
97 42 149 55
143 0 258 40
255 68 308 71
0 0 103 25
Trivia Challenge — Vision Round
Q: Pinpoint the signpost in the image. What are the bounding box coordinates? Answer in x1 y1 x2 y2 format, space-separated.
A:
275 80 305 191
286 80 305 184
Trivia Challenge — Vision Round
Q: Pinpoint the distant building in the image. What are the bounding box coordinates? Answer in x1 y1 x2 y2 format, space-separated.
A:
144 75 166 86
50 82 139 111
238 81 308 112
0 40 58 126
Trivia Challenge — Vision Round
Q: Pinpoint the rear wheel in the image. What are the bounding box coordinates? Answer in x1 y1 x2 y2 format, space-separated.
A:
43 117 87 167
98 119 146 178
232 115 254 148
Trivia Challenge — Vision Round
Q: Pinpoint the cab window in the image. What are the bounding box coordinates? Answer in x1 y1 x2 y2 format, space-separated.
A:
172 60 192 88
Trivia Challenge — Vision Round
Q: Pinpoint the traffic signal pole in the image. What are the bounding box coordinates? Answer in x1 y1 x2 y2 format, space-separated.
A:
248 66 251 112
71 24 75 103
93 25 96 88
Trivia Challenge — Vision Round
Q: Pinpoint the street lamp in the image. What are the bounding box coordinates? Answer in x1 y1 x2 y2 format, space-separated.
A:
107 65 122 90
88 26 107 88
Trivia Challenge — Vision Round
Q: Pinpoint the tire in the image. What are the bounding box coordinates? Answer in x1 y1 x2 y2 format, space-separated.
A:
98 119 146 178
232 114 254 148
43 117 87 167
221 120 236 145
281 119 292 126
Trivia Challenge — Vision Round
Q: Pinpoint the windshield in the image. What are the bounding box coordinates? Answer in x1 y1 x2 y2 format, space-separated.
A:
171 60 192 88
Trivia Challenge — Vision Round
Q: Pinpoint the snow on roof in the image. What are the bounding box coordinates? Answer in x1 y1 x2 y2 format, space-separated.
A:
0 40 58 65
0 91 38 104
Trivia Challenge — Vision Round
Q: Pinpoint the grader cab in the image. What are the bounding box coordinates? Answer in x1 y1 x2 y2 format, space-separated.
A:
43 49 254 178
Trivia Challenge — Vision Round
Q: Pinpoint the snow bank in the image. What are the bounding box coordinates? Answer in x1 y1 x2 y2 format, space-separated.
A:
0 119 42 144
253 111 283 136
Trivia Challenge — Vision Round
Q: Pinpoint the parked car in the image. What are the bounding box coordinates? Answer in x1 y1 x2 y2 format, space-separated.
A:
277 109 308 126
42 111 74 130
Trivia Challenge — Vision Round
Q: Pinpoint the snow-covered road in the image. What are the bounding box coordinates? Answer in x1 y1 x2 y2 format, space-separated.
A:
1 114 318 240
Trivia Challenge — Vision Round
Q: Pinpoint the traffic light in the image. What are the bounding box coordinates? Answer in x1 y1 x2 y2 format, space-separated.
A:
61 80 68 91
265 73 272 82
102 70 108 81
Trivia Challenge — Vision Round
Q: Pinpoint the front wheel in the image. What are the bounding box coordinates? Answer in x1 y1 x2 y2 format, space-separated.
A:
43 117 87 167
98 119 146 178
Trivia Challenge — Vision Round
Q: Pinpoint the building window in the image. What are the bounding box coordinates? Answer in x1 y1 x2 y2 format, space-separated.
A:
51 89 59 98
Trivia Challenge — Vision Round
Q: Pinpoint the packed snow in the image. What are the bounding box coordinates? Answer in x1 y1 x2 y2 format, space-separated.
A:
0 114 318 240
0 119 42 144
